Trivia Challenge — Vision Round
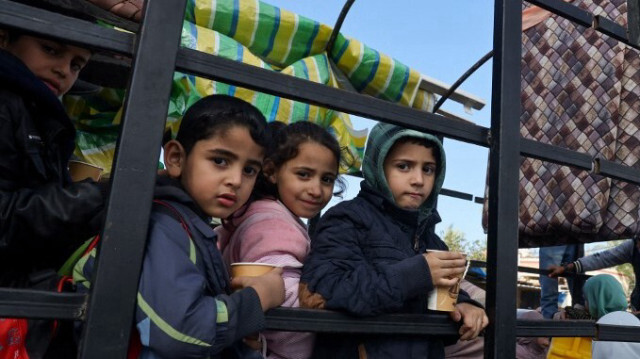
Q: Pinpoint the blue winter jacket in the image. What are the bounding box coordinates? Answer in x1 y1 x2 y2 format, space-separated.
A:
301 184 477 358
76 177 264 358
299 123 481 359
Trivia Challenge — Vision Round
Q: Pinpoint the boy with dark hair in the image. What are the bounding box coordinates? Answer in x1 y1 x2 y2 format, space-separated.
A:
0 28 104 288
300 122 488 358
75 95 285 358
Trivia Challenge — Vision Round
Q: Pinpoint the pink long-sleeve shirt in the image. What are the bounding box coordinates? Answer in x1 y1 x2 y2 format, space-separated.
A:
217 199 314 359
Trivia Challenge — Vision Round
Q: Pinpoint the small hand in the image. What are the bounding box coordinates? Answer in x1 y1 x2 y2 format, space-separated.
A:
423 251 466 287
232 267 285 311
547 264 568 278
450 302 489 341
242 334 262 351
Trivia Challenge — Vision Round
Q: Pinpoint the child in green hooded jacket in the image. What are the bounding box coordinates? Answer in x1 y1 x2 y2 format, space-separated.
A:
300 122 488 359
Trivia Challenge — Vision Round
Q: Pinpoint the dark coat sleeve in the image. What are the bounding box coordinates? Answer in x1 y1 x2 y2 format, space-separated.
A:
0 100 105 251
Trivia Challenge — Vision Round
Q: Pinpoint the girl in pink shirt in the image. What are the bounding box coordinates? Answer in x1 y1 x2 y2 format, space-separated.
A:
218 121 346 359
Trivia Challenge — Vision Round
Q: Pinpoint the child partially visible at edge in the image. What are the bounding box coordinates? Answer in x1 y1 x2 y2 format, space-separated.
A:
299 122 488 358
0 27 105 288
218 121 347 359
75 95 285 358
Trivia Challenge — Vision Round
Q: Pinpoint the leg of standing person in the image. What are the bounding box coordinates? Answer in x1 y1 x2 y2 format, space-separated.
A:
539 245 566 319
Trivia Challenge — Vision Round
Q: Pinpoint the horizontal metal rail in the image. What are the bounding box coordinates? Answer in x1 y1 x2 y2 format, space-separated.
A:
174 48 490 146
265 308 460 335
598 323 640 342
0 297 636 343
516 319 595 337
520 139 593 171
265 309 640 342
594 157 640 185
470 260 591 279
0 289 86 320
527 0 593 27
528 0 640 51
0 0 132 54
593 15 629 44
440 188 474 202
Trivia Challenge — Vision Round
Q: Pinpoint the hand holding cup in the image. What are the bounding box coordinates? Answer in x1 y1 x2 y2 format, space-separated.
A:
423 250 467 287
230 263 285 311
423 250 469 312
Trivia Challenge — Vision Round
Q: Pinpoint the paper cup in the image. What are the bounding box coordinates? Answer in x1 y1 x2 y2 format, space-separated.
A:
68 160 103 182
230 262 277 278
426 250 470 312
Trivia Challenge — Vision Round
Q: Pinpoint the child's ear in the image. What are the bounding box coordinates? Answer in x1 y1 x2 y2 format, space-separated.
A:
262 160 277 184
163 140 186 178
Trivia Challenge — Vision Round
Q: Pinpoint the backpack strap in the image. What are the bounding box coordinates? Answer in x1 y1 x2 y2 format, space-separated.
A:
152 200 230 295
153 199 194 239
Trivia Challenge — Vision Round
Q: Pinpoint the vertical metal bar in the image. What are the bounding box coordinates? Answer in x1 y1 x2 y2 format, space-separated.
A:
484 0 522 358
628 0 640 46
78 0 186 356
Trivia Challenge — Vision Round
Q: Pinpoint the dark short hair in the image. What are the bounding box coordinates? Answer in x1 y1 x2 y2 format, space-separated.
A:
175 95 268 154
252 121 348 199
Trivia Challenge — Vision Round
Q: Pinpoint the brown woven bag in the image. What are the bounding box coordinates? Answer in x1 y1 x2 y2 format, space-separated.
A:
483 0 640 247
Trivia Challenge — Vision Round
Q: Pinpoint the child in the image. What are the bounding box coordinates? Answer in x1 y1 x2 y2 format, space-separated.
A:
299 122 488 358
75 95 285 358
218 121 345 359
583 274 640 358
0 28 105 288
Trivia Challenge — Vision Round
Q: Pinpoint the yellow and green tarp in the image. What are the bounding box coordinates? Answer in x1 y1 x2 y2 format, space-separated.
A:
64 0 436 175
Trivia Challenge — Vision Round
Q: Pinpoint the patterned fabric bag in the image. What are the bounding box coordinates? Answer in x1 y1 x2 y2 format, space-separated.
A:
484 0 640 247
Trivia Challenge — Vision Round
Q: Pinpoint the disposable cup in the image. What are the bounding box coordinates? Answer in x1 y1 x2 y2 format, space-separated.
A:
425 250 470 312
68 160 103 182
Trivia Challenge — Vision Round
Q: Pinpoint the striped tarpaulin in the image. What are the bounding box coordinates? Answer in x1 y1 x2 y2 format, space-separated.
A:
64 0 436 175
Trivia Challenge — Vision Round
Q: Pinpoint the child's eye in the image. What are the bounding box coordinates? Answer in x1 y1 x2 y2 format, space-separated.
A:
423 165 436 175
321 175 336 185
211 157 228 166
396 163 409 171
296 171 310 179
40 44 59 56
243 166 259 177
70 62 83 72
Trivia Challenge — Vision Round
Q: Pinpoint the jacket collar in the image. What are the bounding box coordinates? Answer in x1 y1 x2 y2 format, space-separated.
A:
0 49 76 155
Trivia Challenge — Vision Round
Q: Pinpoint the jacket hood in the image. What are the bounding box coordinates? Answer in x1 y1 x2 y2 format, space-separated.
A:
362 122 446 220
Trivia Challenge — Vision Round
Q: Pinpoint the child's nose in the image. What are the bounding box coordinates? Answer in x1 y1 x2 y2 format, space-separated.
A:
410 169 424 185
52 61 69 78
308 180 322 197
225 169 242 188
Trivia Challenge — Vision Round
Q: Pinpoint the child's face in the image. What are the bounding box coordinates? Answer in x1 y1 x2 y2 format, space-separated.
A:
166 126 264 218
268 141 337 219
2 35 90 96
383 141 437 210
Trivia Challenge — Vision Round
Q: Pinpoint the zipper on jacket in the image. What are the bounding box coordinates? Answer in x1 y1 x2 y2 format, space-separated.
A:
413 234 419 253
